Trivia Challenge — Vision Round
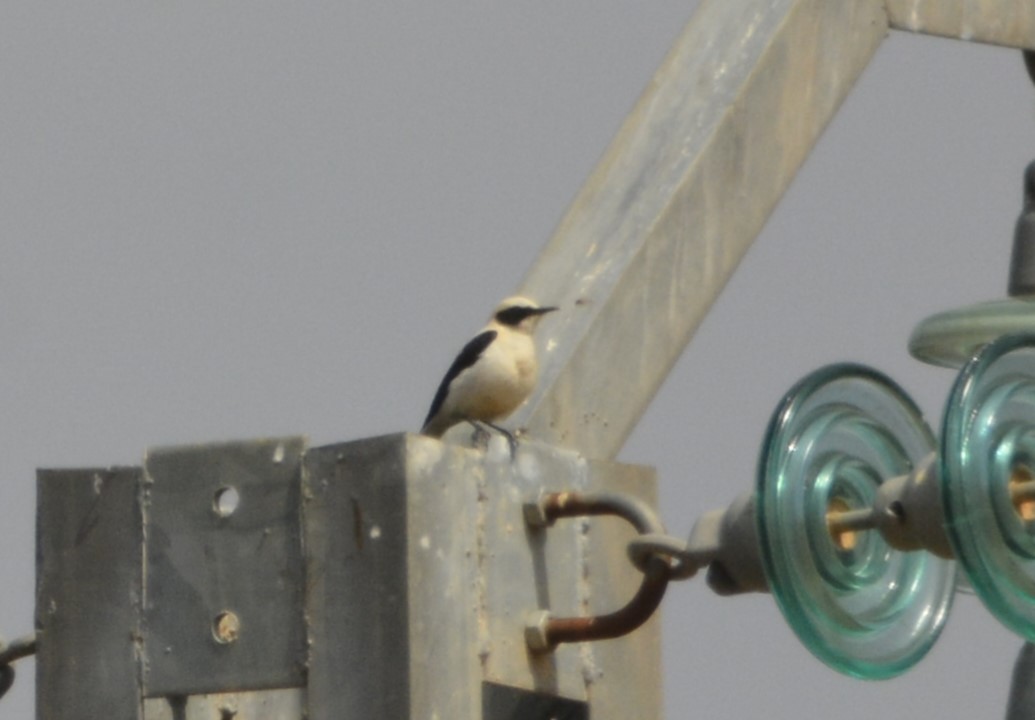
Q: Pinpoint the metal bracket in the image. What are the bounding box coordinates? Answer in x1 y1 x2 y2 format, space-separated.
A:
523 491 671 650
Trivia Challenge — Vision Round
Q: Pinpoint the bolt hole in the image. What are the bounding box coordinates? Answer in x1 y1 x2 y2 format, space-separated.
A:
213 486 240 518
212 611 241 644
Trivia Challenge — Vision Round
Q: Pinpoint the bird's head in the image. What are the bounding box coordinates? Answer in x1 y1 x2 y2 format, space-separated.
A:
492 296 558 333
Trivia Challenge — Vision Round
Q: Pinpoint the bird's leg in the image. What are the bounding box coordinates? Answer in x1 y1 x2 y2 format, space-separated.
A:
468 420 518 458
467 421 492 448
484 421 519 458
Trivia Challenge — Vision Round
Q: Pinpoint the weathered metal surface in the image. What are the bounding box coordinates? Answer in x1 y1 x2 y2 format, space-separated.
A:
35 433 658 716
142 437 308 697
142 687 305 719
302 435 417 720
303 433 660 720
886 0 1035 49
478 437 588 702
577 461 662 720
510 0 888 459
36 467 145 719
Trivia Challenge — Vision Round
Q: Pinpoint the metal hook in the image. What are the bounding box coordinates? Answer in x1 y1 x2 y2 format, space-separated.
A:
524 491 671 650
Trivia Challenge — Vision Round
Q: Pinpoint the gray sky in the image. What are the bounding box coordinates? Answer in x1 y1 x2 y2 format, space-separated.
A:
2 3 1033 718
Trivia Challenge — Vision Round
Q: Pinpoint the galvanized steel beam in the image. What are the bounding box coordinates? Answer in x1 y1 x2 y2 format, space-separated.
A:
512 0 889 459
886 0 1035 49
303 433 661 720
36 467 145 720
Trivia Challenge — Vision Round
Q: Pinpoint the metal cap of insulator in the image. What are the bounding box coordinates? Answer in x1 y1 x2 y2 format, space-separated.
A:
1008 161 1035 296
1009 50 1035 297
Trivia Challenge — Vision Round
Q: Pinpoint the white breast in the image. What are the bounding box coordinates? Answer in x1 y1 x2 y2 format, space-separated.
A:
445 329 537 423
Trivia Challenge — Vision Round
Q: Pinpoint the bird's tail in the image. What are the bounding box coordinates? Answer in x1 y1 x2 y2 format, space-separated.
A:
419 419 447 438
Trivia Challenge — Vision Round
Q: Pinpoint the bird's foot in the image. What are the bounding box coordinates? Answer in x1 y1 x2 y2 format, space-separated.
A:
470 421 519 459
468 422 493 449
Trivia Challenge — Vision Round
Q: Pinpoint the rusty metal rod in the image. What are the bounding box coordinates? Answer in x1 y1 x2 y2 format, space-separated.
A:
544 559 670 645
535 491 671 646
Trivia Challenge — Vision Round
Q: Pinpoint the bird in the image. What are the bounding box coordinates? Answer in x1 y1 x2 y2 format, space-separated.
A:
420 296 557 444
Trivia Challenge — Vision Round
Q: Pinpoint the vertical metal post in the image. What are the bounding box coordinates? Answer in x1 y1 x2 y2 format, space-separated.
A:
36 467 145 719
302 435 418 719
303 433 660 720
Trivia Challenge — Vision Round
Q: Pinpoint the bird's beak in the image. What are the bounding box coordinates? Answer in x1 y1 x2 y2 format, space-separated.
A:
534 306 558 316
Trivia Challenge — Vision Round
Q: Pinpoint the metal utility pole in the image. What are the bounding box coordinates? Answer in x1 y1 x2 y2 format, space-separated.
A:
19 1 1035 718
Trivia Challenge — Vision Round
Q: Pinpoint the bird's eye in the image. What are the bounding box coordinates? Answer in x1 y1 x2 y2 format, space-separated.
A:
495 307 532 326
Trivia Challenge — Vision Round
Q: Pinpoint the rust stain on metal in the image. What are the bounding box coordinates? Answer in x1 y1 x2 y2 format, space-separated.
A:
534 491 671 647
544 562 669 646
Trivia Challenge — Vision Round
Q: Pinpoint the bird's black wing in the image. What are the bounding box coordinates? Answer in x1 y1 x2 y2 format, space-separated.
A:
422 329 497 429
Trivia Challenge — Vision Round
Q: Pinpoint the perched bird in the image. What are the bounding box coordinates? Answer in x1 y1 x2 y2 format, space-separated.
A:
421 296 557 441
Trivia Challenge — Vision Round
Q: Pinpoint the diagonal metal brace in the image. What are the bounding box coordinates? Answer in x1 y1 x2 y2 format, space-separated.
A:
512 0 889 460
524 491 671 650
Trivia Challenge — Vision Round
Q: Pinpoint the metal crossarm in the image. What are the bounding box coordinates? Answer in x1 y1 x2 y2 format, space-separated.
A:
886 0 1035 48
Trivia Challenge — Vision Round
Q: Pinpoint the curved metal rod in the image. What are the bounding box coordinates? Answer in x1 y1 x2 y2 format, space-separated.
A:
0 634 37 666
530 491 671 647
0 667 12 701
0 634 38 701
